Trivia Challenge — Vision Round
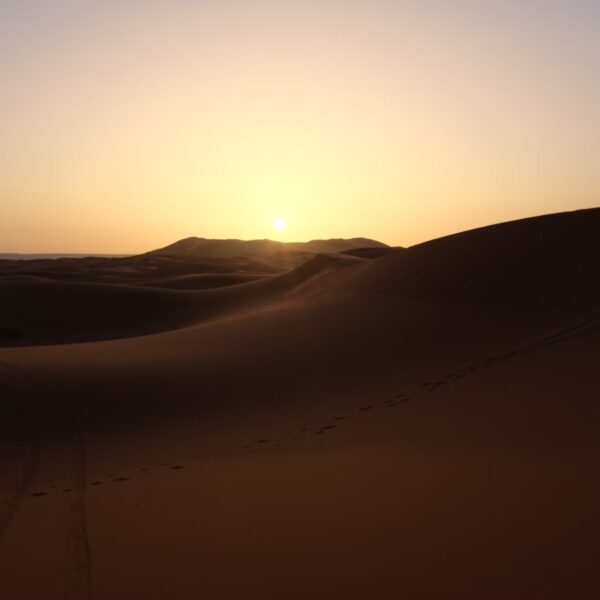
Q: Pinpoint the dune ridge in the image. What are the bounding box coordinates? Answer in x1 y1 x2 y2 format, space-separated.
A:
148 236 388 258
1 209 598 347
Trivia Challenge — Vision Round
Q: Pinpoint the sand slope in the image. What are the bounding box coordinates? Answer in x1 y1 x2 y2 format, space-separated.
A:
0 253 366 346
0 209 598 599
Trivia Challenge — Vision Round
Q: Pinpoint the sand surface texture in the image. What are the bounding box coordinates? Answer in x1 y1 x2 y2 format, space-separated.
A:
0 209 598 599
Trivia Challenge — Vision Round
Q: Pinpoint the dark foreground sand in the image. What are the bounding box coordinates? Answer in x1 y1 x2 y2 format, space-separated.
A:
0 209 598 599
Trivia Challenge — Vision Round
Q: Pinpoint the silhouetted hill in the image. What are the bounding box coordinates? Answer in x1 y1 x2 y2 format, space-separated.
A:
148 236 388 259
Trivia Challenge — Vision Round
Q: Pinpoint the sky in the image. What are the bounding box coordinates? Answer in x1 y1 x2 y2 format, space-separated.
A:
1 0 599 252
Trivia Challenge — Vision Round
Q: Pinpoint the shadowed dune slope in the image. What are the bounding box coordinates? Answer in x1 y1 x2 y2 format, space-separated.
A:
0 253 367 346
344 208 600 309
341 246 400 259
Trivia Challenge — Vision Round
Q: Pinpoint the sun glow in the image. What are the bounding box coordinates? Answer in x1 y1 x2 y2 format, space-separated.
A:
274 218 287 232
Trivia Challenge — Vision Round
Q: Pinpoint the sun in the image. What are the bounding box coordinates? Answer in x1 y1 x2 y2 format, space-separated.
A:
273 218 287 232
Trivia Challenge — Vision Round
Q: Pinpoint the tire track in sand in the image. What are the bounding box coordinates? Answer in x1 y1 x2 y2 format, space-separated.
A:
0 362 43 540
63 405 95 600
0 361 94 599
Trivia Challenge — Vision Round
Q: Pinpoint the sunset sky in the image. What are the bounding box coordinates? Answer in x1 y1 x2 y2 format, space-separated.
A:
1 0 599 252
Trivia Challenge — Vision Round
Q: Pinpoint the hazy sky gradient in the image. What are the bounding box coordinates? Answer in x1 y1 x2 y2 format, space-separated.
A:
1 0 599 252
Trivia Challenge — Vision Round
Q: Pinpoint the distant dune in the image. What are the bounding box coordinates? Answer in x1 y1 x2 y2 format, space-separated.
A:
0 236 390 290
0 253 130 260
148 235 388 258
0 209 598 599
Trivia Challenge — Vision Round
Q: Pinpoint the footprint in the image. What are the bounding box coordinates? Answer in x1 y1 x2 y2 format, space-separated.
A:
256 439 270 444
359 406 373 411
30 492 46 497
171 465 184 470
112 477 130 482
91 481 103 486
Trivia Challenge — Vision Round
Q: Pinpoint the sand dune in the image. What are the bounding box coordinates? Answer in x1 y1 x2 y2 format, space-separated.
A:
0 252 367 346
346 208 600 309
149 235 388 258
0 209 598 599
0 234 384 287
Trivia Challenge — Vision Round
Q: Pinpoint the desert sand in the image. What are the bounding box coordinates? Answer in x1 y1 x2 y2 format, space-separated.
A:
0 209 598 599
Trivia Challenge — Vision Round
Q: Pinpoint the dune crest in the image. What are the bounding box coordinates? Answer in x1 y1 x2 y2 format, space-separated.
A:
0 209 598 347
